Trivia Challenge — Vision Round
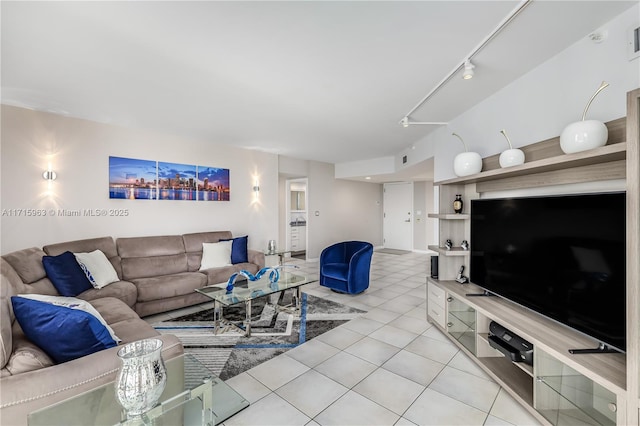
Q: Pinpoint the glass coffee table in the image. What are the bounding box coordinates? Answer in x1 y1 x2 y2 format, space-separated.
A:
28 354 249 426
195 271 317 337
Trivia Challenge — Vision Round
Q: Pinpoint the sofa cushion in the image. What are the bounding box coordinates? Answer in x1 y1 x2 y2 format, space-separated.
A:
182 231 233 272
11 295 119 363
221 235 249 264
199 241 232 270
133 272 207 303
108 318 162 344
89 297 141 324
76 280 138 308
2 248 48 284
4 336 54 375
74 250 120 289
42 251 93 296
43 237 122 279
117 235 188 279
321 263 349 281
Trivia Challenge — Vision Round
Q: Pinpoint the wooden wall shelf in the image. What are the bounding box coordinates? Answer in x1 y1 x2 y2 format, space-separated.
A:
427 213 470 220
427 245 470 256
436 142 626 186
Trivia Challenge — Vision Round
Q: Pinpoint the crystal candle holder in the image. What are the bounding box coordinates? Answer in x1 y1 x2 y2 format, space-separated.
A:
115 338 167 418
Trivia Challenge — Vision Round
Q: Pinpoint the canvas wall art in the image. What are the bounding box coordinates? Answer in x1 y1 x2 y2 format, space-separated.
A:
157 162 198 201
109 157 230 201
109 156 157 200
197 166 230 201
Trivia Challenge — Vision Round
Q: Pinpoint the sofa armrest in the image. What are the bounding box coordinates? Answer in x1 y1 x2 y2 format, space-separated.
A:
247 249 265 269
0 334 183 426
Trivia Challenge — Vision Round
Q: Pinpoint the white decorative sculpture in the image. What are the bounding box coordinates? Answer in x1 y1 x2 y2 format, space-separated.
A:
499 129 525 168
452 133 482 177
560 81 609 154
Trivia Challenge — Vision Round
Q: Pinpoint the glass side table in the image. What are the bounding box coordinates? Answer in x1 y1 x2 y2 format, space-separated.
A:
264 249 292 266
28 354 249 426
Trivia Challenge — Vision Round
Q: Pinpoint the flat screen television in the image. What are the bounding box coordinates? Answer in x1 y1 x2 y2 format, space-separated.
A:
470 192 626 353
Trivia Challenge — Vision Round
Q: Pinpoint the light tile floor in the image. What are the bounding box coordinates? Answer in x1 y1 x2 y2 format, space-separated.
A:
146 252 542 426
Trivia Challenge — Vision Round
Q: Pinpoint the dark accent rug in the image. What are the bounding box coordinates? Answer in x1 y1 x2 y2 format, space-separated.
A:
153 292 366 380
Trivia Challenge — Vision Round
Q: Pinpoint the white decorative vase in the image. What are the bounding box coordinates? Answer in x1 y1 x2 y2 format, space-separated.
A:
115 338 167 418
454 152 482 177
499 148 525 168
559 81 609 154
559 120 608 154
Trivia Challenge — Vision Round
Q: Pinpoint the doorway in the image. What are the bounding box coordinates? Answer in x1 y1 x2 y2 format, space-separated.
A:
286 178 308 259
383 182 413 251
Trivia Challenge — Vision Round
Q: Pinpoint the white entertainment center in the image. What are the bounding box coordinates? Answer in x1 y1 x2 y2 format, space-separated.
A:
426 88 639 426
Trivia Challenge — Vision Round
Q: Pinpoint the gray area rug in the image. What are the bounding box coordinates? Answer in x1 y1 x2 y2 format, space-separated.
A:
153 292 366 380
375 248 411 255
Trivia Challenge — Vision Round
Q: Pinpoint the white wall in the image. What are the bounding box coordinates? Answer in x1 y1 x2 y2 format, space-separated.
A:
425 181 436 247
409 5 640 182
335 156 395 179
413 182 427 250
0 105 279 254
306 161 383 259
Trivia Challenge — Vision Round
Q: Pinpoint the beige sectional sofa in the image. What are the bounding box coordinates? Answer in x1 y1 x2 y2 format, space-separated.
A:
0 230 264 425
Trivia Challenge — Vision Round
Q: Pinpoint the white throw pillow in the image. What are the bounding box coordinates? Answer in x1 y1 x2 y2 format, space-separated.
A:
200 241 232 270
74 250 119 289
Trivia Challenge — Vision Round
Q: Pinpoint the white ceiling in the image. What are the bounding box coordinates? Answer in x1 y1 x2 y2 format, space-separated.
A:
2 1 636 176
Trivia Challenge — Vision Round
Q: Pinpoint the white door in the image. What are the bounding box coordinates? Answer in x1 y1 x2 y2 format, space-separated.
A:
383 182 413 250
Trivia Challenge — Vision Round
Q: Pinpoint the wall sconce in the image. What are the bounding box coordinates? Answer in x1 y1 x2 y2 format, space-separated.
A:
253 182 260 195
43 169 57 181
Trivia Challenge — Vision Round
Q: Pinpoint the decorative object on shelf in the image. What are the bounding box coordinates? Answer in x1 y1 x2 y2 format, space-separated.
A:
498 129 525 168
461 240 469 250
225 265 298 293
452 133 482 177
115 338 167 419
560 81 609 154
267 240 276 254
453 194 464 213
445 239 453 250
455 265 469 284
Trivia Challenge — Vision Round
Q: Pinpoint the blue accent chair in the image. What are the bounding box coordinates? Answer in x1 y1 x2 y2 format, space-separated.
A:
319 241 373 294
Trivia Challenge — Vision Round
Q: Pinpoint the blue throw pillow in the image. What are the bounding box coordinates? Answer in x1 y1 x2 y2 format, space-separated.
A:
221 236 249 264
42 251 93 296
11 295 118 363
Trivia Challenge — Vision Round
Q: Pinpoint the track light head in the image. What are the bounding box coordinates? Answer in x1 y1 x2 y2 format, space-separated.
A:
463 59 475 80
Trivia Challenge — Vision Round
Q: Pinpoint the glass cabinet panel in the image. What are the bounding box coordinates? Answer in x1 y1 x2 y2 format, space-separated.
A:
535 349 616 426
447 295 476 355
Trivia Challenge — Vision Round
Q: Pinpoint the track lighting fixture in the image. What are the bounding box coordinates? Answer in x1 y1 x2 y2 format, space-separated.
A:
401 117 447 127
463 60 475 80
398 1 531 125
